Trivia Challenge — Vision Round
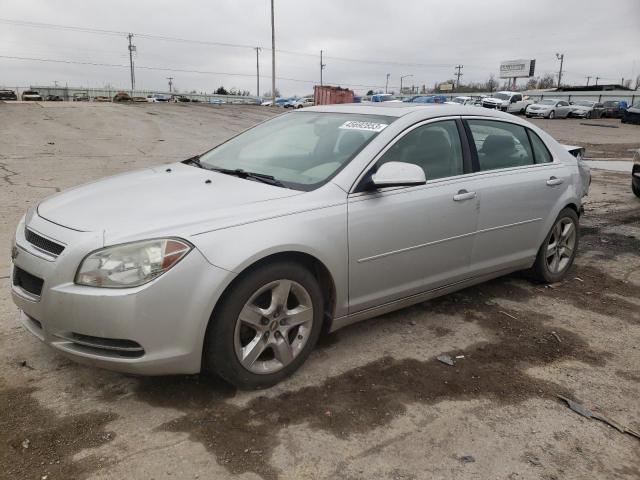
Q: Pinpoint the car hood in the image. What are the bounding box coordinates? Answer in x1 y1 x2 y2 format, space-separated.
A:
571 105 591 111
483 97 506 103
37 162 303 238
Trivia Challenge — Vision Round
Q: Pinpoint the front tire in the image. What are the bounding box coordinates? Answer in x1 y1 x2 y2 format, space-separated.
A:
548 110 555 119
530 208 579 283
632 179 640 198
203 262 324 389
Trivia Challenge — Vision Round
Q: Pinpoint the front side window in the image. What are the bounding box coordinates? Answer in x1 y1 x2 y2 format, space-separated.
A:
199 112 393 191
512 95 522 102
467 120 534 171
375 120 464 181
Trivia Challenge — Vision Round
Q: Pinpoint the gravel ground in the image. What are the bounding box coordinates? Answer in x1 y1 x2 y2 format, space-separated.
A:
1 102 639 480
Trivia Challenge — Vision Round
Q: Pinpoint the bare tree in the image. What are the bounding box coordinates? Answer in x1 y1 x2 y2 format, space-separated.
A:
537 74 556 89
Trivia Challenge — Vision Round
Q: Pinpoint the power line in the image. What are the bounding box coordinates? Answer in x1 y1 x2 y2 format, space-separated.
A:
0 54 394 89
0 17 476 71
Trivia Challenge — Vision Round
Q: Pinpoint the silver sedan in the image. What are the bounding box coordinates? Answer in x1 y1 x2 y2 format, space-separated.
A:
526 99 573 119
10 104 589 388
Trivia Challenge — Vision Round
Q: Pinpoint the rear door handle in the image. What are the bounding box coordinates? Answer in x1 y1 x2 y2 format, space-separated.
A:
546 176 564 186
453 189 477 201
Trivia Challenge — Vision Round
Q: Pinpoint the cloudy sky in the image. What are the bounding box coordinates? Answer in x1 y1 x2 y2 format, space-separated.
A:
1 0 638 96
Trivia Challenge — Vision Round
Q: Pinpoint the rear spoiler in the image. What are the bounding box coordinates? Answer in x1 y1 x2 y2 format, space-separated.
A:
562 144 585 160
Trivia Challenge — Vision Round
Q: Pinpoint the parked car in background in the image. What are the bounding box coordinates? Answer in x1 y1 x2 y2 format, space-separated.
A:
45 95 63 101
446 96 474 106
147 94 170 103
621 103 640 125
132 97 148 103
172 95 191 103
525 99 572 119
113 92 132 102
482 91 533 113
94 96 111 102
21 90 43 101
0 89 18 100
569 100 604 119
10 104 589 389
370 93 401 103
404 95 447 104
602 100 628 118
210 98 225 105
73 92 89 102
292 97 314 109
632 149 640 198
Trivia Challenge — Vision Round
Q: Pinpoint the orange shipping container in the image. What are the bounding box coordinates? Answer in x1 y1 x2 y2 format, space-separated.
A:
314 85 354 105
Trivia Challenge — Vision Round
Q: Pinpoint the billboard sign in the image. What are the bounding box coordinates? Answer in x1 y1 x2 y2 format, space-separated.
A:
438 83 453 91
499 59 536 78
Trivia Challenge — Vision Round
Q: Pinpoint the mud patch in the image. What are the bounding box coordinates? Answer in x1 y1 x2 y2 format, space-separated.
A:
0 384 117 480
134 292 603 480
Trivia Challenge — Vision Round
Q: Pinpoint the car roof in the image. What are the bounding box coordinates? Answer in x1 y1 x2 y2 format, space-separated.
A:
306 102 517 119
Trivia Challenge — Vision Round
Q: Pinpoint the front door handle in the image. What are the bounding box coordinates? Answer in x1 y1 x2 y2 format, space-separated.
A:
453 189 477 201
546 176 564 186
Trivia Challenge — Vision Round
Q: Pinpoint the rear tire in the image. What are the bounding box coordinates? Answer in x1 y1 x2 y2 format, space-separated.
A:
530 208 579 283
203 262 324 389
633 179 640 198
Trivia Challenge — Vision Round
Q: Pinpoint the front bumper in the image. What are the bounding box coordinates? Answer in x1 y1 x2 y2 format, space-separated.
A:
527 110 550 118
11 213 235 375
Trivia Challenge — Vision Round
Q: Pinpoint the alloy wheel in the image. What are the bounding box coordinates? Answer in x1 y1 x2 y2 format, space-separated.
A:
545 218 576 274
233 279 314 374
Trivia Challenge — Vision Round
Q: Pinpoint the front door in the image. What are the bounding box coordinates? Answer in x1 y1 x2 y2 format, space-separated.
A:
347 119 479 313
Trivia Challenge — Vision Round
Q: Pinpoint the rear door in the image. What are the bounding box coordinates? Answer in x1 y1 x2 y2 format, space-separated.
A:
347 118 478 312
461 118 570 276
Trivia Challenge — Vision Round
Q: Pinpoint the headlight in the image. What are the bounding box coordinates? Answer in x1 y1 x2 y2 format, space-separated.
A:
75 238 192 288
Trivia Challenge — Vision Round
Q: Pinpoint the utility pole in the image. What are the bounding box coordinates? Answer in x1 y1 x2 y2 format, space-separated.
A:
595 76 600 86
385 73 390 93
454 65 463 90
555 53 564 88
255 47 261 97
585 76 592 86
127 33 136 93
270 0 276 105
167 77 173 92
320 50 326 86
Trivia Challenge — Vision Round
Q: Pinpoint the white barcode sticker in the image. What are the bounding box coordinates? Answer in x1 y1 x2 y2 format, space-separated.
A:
339 121 388 132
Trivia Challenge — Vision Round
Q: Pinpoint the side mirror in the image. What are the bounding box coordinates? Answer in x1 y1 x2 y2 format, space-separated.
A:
371 162 426 188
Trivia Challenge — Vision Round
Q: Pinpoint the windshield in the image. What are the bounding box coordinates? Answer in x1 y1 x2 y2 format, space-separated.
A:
539 99 556 105
452 97 465 104
199 112 394 191
493 93 510 100
575 101 594 107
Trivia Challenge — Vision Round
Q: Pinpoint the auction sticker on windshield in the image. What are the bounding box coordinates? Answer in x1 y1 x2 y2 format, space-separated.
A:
339 121 388 132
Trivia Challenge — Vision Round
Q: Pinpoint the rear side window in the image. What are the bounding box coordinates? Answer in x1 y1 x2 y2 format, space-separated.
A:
527 130 553 164
376 120 464 180
467 120 533 171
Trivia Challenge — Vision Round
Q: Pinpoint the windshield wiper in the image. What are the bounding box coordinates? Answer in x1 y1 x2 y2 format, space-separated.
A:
210 167 288 188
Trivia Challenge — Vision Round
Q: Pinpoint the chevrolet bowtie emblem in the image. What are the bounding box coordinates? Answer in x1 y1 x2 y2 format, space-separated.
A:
11 245 19 261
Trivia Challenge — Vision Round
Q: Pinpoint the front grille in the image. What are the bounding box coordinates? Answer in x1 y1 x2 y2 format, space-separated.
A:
25 229 65 256
13 266 44 296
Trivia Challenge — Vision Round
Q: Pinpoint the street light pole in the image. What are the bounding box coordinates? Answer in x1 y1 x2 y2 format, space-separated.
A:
255 47 261 97
556 53 564 88
270 0 276 105
385 73 390 93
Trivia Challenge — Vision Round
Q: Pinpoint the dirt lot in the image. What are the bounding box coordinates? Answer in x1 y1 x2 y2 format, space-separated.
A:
1 102 639 480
